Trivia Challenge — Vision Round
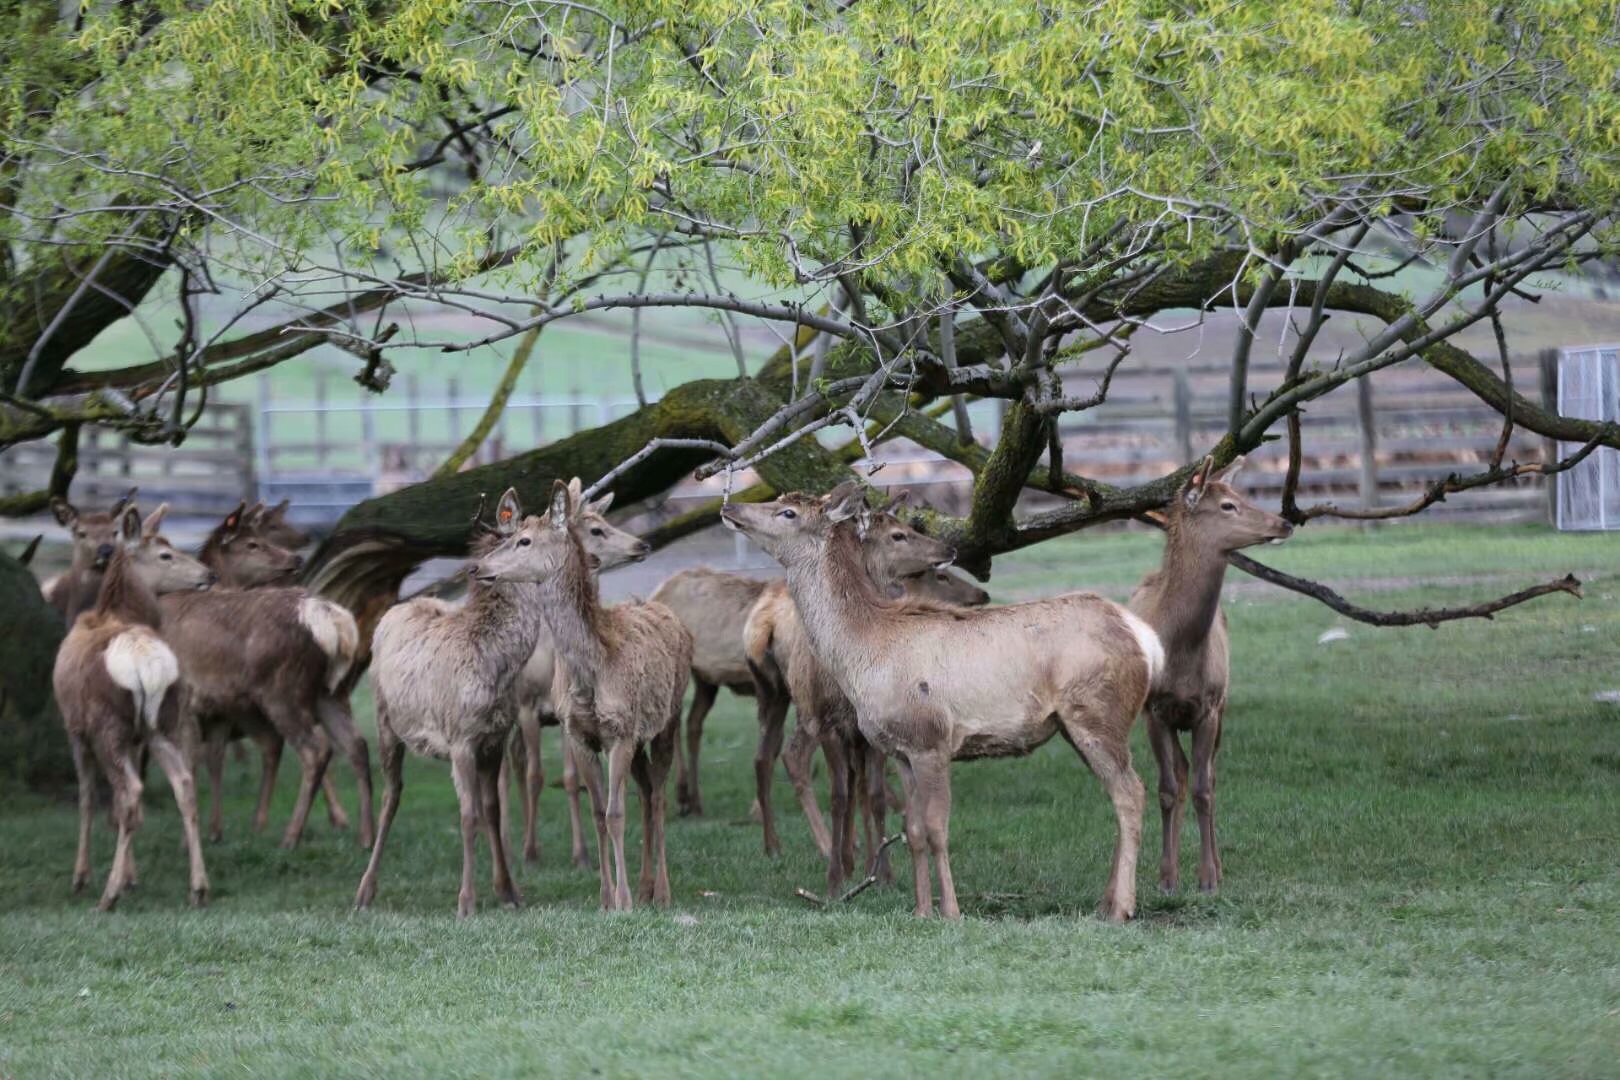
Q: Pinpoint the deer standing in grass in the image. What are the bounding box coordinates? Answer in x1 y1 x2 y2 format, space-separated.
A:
497 481 652 867
54 504 216 911
741 501 964 878
746 562 989 896
186 505 361 843
356 488 552 917
1128 456 1292 894
533 481 692 911
650 567 770 817
724 483 1162 921
44 489 138 622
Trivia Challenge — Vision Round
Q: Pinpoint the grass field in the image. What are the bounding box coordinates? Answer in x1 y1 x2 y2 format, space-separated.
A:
3 523 1619 1076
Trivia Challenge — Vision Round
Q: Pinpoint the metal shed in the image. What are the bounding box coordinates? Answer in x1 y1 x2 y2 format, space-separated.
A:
1556 344 1620 530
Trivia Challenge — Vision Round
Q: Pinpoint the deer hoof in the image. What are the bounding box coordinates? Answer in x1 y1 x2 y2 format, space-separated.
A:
72 874 89 894
190 885 209 909
354 880 377 910
457 894 476 919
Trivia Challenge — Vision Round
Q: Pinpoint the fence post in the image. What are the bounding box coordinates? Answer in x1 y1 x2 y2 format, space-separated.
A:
236 404 257 503
1357 376 1379 510
314 371 329 472
1539 348 1559 527
255 375 272 502
407 374 421 452
447 377 461 446
1172 367 1193 464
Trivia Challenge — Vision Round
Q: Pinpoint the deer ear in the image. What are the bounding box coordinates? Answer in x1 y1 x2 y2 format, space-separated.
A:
550 479 572 530
50 497 76 527
824 481 865 524
221 501 246 539
119 506 143 543
244 502 266 529
1182 457 1215 509
1215 455 1246 485
269 498 290 522
886 489 912 510
142 503 169 539
110 487 138 517
496 488 523 535
588 491 614 515
568 477 584 499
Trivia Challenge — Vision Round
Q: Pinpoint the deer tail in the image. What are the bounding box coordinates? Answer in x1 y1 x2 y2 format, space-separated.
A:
1117 606 1166 691
104 629 180 730
298 597 361 694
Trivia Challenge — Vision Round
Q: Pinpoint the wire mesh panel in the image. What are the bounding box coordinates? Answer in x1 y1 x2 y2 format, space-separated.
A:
1556 346 1620 530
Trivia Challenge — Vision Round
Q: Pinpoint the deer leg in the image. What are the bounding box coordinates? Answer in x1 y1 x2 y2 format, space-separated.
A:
148 732 210 907
632 747 657 905
752 689 791 857
676 678 716 817
604 739 636 911
570 736 614 909
911 753 959 920
645 719 676 907
70 733 95 894
821 735 852 897
562 736 593 870
1191 712 1223 894
477 745 523 910
354 718 404 911
97 754 143 913
275 720 332 850
783 718 833 860
320 772 351 831
497 736 514 855
317 696 371 846
1146 712 1189 894
1062 713 1145 923
449 746 481 918
895 757 933 918
863 744 895 884
202 726 228 843
519 709 543 865
251 732 283 833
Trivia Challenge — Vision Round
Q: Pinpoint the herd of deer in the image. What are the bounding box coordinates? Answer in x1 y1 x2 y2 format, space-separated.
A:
44 456 1290 923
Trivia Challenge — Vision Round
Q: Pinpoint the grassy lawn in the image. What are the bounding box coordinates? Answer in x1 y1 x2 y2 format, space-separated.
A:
2 523 1618 1077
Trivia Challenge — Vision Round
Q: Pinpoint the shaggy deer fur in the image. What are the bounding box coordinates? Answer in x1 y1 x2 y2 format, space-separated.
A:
649 567 769 816
44 489 138 622
741 505 959 872
356 489 551 917
746 562 989 895
54 505 215 911
535 481 693 911
1128 456 1292 894
497 481 651 868
724 484 1162 922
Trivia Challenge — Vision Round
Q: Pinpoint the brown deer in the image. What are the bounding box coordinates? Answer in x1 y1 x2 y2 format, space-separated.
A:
355 488 551 917
649 567 770 816
723 483 1162 921
188 506 361 843
534 481 693 911
161 527 368 850
1128 456 1292 894
244 499 309 551
745 561 989 896
44 489 138 622
741 504 959 871
53 503 216 911
497 481 652 868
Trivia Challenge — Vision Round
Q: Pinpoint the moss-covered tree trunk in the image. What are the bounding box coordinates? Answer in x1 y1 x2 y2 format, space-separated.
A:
0 547 69 792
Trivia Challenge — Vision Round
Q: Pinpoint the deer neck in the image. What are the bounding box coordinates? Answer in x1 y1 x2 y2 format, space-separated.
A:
536 533 608 682
782 525 889 689
1153 516 1230 651
464 577 548 690
861 547 909 599
94 549 162 629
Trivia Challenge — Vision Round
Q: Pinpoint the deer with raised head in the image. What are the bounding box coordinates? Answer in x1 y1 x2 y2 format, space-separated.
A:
186 504 362 843
530 481 692 911
650 567 770 817
745 559 989 896
355 488 551 917
161 515 368 850
723 483 1162 922
496 479 652 867
244 499 309 552
741 498 962 875
43 489 138 622
53 503 216 911
1128 456 1292 895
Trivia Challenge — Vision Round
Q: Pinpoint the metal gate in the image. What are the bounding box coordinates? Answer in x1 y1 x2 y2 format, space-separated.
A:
1556 344 1620 530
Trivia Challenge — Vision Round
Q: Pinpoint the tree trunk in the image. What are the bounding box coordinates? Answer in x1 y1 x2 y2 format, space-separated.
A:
0 546 70 792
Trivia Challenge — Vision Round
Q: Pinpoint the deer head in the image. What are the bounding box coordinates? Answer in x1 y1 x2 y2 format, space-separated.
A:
468 486 574 584
1172 456 1293 552
52 487 138 571
246 498 310 551
898 566 991 606
119 503 216 593
722 481 957 571
205 502 304 587
567 478 651 571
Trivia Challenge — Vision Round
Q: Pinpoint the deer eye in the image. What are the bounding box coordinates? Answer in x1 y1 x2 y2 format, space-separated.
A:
160 552 173 561
517 537 532 547
891 532 906 542
778 508 797 520
590 527 605 537
1220 501 1236 512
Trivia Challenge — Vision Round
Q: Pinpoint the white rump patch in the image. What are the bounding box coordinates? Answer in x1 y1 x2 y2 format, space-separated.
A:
1116 606 1165 688
299 598 360 693
104 629 180 730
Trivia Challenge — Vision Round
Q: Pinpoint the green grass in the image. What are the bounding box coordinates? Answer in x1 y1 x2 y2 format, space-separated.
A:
3 524 1619 1077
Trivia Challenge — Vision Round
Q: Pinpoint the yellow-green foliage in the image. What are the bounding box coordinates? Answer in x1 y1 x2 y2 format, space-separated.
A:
5 1 1618 304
